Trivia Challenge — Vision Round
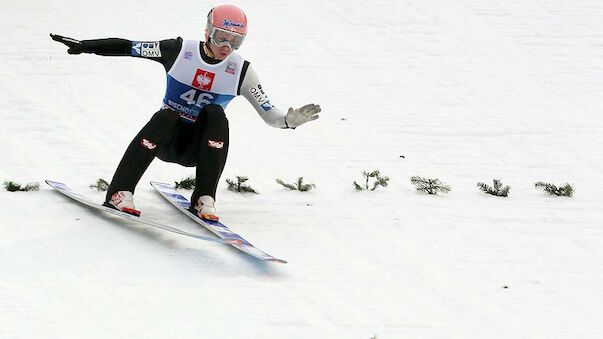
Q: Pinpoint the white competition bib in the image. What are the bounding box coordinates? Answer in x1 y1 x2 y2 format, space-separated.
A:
162 40 244 123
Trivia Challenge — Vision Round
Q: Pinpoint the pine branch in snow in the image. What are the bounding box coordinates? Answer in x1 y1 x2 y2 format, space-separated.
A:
4 181 21 192
276 177 316 191
410 176 451 195
24 183 39 191
296 177 316 191
276 178 296 190
477 179 510 197
535 181 574 197
89 178 109 191
226 176 259 194
175 176 195 190
353 170 389 191
3 181 40 192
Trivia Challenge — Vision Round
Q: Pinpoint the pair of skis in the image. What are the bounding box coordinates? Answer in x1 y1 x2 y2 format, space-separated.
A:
46 180 286 264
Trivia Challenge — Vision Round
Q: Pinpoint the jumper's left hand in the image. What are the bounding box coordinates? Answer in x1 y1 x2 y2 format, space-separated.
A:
50 33 84 54
285 103 321 128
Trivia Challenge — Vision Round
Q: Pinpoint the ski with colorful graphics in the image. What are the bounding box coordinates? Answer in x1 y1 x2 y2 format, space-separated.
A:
45 180 234 245
150 181 287 264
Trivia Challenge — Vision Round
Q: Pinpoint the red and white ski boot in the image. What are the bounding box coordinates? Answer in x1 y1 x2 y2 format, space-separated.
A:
105 191 141 217
194 195 219 221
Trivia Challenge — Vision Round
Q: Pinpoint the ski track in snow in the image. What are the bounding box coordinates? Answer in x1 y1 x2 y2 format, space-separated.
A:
1 1 603 338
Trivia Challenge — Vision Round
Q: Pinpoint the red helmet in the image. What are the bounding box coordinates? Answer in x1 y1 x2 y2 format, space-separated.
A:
205 5 247 50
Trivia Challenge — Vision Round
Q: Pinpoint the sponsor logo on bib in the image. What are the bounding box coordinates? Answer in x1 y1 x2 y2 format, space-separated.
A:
225 61 237 75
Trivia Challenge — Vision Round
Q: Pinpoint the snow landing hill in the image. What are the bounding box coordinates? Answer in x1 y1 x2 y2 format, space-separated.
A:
2 1 603 338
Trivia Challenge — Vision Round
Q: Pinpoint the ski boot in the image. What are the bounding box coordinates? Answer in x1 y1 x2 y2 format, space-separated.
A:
103 191 141 217
192 195 219 221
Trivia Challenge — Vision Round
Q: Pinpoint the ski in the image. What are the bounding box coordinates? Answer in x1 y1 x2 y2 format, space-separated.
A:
45 180 235 245
150 181 287 264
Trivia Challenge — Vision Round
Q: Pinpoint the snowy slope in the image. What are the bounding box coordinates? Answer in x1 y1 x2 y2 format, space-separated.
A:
2 1 603 338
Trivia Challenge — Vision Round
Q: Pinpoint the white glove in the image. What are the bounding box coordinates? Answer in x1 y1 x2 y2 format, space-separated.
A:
285 103 321 128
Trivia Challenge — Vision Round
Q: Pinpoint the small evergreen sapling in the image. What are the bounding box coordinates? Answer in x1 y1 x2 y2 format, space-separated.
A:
22 183 39 191
535 181 574 197
410 176 451 195
175 176 196 190
89 178 109 191
353 170 389 191
3 181 40 192
477 179 510 197
276 177 316 191
4 181 21 192
226 176 259 194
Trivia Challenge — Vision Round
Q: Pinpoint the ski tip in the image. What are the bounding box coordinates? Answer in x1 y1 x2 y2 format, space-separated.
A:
150 181 170 187
268 258 288 264
45 180 67 189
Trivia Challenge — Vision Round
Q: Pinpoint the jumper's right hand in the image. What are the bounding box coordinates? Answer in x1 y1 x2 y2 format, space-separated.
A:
50 33 84 54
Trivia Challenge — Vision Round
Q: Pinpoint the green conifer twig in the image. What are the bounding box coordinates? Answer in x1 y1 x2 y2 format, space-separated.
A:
410 176 451 195
276 177 316 191
276 178 297 190
3 181 40 192
89 178 109 191
226 176 259 194
354 170 389 191
535 181 574 197
175 176 196 190
477 179 510 197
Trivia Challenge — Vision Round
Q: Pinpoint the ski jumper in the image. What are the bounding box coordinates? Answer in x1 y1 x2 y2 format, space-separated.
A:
74 37 290 204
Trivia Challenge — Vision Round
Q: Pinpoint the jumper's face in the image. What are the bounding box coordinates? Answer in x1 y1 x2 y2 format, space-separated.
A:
206 27 245 60
208 41 233 60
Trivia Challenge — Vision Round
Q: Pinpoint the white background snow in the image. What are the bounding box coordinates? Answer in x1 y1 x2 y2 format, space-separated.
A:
2 0 603 338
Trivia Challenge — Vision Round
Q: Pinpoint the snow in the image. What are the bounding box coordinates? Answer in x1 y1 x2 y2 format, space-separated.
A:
2 0 603 338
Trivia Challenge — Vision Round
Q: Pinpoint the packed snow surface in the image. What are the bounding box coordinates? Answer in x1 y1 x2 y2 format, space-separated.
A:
2 1 603 338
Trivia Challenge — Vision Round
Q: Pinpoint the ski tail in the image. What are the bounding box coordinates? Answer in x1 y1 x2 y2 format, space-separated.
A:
45 180 232 245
